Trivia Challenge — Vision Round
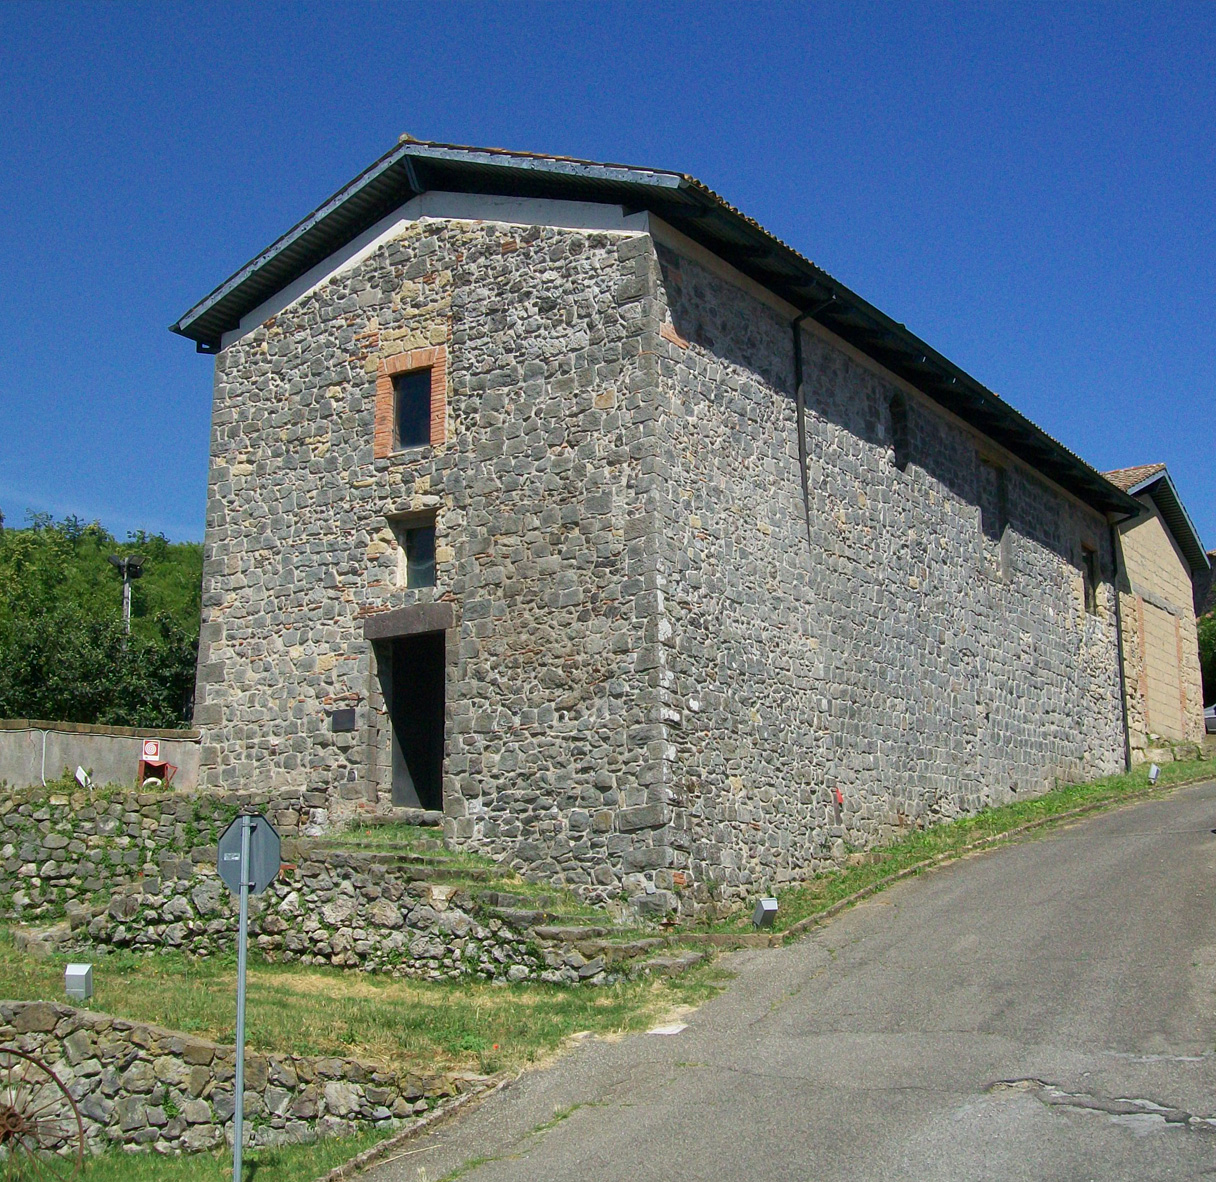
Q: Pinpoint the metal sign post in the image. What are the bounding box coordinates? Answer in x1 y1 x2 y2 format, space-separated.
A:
217 813 281 1182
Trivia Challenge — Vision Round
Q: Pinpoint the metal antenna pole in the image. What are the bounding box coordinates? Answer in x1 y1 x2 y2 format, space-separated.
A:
232 815 251 1182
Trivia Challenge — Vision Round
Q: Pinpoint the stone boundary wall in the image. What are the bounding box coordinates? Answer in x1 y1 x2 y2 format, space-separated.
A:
0 721 201 793
0 1000 484 1154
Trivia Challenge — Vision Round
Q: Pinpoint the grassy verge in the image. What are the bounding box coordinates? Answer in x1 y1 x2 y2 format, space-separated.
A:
709 757 1213 936
77 1126 391 1181
0 935 729 1078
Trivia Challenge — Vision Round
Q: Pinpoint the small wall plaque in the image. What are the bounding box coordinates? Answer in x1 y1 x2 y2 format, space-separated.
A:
330 708 357 733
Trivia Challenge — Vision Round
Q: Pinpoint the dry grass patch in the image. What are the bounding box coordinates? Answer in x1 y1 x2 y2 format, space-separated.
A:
0 933 729 1077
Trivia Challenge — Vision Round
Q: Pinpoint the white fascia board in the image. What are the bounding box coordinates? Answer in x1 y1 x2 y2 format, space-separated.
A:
220 193 651 349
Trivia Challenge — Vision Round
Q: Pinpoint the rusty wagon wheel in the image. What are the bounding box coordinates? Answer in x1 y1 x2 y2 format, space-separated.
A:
0 1048 84 1181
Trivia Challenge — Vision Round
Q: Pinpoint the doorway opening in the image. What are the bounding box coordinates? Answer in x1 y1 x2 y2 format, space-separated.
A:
378 631 445 810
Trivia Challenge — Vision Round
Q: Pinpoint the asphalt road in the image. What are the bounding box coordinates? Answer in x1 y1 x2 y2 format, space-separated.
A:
368 779 1216 1182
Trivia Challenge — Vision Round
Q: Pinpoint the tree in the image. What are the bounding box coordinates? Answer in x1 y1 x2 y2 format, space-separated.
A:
1200 611 1215 708
0 513 201 727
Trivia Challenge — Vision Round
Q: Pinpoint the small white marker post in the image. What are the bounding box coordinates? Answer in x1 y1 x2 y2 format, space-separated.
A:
217 814 281 1182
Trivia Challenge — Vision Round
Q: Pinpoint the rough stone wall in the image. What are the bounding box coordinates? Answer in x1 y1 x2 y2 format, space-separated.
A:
194 217 667 904
648 241 1126 905
194 213 1128 914
1115 496 1205 745
61 858 556 984
0 1000 480 1155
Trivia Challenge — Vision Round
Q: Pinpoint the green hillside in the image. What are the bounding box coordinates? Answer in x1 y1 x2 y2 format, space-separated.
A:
0 513 201 727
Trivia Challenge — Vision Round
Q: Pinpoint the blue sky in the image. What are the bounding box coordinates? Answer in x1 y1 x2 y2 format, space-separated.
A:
1 1 1212 546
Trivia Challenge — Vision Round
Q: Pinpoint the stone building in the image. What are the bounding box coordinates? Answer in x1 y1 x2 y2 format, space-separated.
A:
173 139 1144 913
1104 464 1210 748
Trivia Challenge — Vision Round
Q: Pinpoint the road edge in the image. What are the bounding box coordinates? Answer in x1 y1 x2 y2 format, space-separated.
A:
775 771 1216 945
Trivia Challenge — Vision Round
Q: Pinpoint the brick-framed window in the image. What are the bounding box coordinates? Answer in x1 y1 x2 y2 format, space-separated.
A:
374 346 446 459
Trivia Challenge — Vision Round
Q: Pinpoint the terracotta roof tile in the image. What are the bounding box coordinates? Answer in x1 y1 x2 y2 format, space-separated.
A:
1102 463 1167 492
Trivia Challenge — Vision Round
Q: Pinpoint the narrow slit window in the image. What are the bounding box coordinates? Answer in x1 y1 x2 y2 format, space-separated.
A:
405 526 436 588
1082 546 1098 615
889 393 910 471
394 369 432 450
979 460 1007 544
978 458 1010 579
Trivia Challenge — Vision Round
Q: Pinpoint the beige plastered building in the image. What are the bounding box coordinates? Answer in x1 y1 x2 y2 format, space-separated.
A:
1106 464 1210 750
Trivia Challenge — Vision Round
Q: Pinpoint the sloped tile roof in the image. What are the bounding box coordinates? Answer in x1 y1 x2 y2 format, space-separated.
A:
1103 463 1168 492
1104 463 1209 575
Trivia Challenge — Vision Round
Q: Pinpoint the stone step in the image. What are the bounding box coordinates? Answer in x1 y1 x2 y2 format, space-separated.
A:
571 937 668 964
639 948 707 976
12 924 69 959
487 908 608 929
391 864 496 884
475 890 567 911
302 848 463 866
527 923 613 941
301 851 498 882
347 808 445 828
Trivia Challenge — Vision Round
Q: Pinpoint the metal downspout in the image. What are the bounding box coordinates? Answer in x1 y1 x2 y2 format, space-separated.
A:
1109 521 1133 771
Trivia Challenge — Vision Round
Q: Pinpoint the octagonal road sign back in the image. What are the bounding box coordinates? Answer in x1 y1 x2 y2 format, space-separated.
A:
217 814 282 895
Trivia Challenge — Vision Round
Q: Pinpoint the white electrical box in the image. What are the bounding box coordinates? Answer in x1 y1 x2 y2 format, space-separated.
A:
65 963 93 1001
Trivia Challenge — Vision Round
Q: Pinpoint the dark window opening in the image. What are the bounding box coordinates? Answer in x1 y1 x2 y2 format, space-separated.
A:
979 460 1007 544
405 526 436 588
388 516 438 589
394 369 432 449
890 393 910 471
377 631 445 810
1082 547 1099 615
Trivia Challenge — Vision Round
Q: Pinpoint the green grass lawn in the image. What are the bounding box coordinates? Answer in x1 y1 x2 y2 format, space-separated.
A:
0 935 728 1078
707 757 1213 936
78 1127 391 1182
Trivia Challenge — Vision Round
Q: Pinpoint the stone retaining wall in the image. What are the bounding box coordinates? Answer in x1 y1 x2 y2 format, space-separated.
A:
64 855 553 983
0 1000 484 1154
0 785 610 985
0 784 318 925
